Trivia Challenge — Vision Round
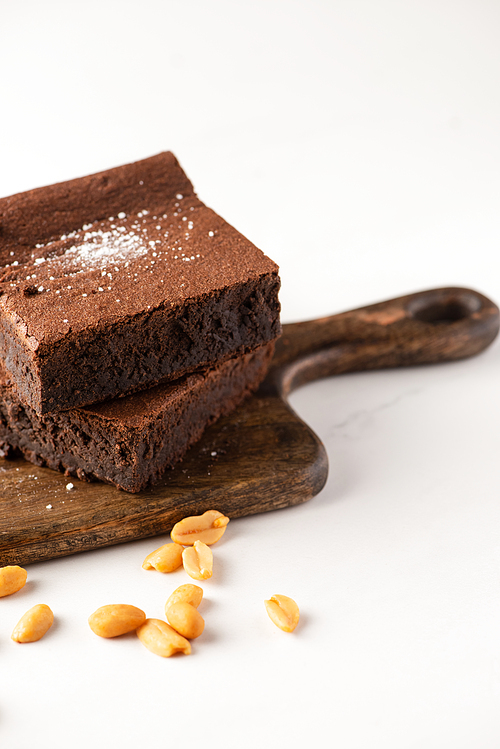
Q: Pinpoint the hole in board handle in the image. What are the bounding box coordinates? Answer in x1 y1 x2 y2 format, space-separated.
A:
408 293 481 325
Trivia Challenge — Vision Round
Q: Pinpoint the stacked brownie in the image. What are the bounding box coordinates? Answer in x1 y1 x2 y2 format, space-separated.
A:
0 153 281 491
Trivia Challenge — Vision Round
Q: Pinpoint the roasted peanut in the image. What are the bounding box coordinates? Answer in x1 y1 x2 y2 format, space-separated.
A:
0 565 27 597
166 601 205 639
166 584 204 610
11 604 54 642
182 540 213 580
136 618 191 657
88 604 146 638
264 595 300 633
142 543 184 572
171 510 229 546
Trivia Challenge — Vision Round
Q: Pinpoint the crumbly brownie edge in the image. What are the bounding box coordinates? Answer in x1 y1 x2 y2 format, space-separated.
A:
4 271 280 414
0 343 275 492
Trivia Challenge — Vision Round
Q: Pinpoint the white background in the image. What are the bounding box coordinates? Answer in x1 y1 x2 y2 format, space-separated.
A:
1 1 500 747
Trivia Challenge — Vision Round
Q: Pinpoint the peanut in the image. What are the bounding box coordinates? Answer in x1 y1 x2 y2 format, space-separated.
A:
166 601 205 639
166 584 203 610
171 509 229 546
182 540 213 580
136 618 191 657
0 565 27 597
264 595 300 633
142 543 183 572
88 604 146 638
11 604 54 642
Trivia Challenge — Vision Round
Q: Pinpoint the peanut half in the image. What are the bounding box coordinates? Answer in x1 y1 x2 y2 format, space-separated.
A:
0 565 27 597
166 584 204 610
264 595 300 633
182 540 213 580
166 601 205 639
142 543 184 573
11 604 54 643
171 510 229 546
88 604 146 638
136 618 191 657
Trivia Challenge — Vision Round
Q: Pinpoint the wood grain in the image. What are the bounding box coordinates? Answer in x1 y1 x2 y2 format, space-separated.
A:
0 286 497 566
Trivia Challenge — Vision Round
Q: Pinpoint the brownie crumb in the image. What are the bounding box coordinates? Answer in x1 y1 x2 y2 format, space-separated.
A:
23 285 39 297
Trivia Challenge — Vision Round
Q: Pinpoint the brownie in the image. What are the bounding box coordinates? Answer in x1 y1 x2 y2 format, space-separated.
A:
0 343 274 493
0 152 280 414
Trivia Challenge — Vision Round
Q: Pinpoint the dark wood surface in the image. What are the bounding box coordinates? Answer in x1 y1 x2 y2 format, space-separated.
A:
0 287 498 566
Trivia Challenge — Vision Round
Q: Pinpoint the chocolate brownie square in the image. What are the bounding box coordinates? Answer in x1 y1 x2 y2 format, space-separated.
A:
0 343 274 493
0 153 280 414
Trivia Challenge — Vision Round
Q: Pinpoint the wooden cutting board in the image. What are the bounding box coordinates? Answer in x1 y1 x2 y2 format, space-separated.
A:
0 287 498 566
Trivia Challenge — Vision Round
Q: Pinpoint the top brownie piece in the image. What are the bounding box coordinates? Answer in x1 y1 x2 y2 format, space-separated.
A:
0 153 280 414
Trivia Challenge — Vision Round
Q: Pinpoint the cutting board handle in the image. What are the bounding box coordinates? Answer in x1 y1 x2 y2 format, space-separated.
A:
268 287 499 396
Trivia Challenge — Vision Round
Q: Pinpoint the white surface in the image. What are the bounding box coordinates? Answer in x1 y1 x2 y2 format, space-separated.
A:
1 1 500 747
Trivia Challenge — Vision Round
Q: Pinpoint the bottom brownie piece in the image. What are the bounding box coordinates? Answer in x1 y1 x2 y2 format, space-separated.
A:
0 343 274 492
